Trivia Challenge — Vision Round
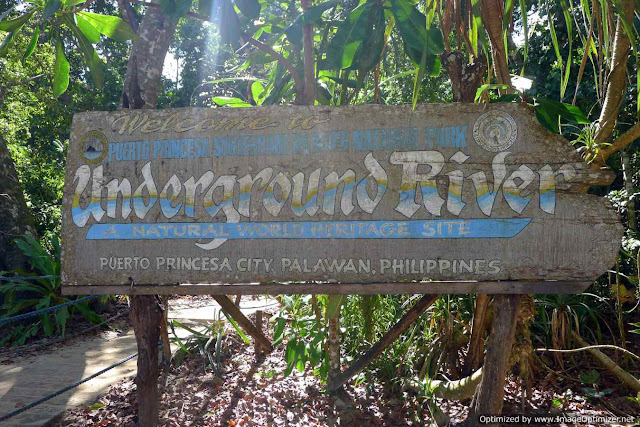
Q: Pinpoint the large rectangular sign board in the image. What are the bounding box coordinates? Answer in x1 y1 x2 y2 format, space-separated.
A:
61 104 622 295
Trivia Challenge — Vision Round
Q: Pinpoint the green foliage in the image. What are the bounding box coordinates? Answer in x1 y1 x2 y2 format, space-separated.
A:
0 235 101 346
219 0 241 46
53 39 69 98
76 11 138 42
534 97 590 134
234 0 260 20
271 295 327 379
170 319 225 373
0 0 136 97
388 0 442 73
322 2 375 70
212 96 252 107
22 26 38 62
532 291 614 348
160 0 194 18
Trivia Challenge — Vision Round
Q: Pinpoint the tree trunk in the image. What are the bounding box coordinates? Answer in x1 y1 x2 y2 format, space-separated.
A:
466 294 521 427
439 50 490 376
465 294 490 375
301 0 315 105
481 0 512 88
0 133 36 272
440 51 487 102
120 6 177 425
621 149 637 231
122 5 178 109
130 295 163 427
594 0 635 148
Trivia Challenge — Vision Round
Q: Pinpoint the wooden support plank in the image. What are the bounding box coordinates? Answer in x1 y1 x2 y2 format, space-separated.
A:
62 280 592 296
466 294 521 427
130 295 163 427
159 295 172 365
326 294 439 392
255 310 264 356
211 295 273 353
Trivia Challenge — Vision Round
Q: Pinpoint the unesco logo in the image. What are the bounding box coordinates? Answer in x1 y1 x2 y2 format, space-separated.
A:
472 110 517 152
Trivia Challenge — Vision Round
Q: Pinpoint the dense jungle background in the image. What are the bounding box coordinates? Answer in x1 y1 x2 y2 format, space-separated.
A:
1 0 640 425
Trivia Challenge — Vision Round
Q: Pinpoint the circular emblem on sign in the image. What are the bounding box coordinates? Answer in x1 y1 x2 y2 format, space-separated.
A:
472 110 517 152
79 131 107 164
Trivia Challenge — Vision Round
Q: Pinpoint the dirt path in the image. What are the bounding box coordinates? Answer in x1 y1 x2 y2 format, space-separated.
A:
0 296 278 427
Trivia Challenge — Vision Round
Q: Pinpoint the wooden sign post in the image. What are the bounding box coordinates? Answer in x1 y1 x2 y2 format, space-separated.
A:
61 103 622 425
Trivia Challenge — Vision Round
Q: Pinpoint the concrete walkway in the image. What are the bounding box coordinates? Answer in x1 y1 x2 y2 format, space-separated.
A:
0 297 278 426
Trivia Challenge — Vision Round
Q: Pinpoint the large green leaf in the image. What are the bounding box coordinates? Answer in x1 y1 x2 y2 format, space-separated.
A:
535 97 590 134
63 15 104 88
322 2 373 70
22 26 39 63
322 75 358 88
0 11 32 33
357 6 386 73
74 302 102 324
76 14 100 44
212 96 252 107
42 0 61 21
302 0 339 23
0 25 21 57
390 0 443 53
219 0 241 46
389 0 443 69
272 316 286 346
234 0 260 19
77 12 137 42
285 0 339 47
284 18 303 46
285 338 297 364
251 80 266 104
53 39 70 98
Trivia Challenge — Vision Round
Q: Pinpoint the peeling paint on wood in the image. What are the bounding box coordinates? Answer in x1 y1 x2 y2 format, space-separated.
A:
61 104 623 294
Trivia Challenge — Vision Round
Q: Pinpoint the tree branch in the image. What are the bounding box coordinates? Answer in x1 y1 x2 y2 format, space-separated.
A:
597 120 640 162
125 0 304 100
0 74 45 107
240 32 304 99
536 344 640 362
301 0 315 104
58 0 97 14
4 74 45 88
594 0 634 144
117 0 139 32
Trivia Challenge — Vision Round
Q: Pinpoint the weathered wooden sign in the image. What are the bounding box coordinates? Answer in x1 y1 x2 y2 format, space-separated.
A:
61 104 622 295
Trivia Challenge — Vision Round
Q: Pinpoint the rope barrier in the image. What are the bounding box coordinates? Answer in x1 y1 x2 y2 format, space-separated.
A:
0 295 99 325
0 274 134 422
0 274 61 281
10 310 129 352
0 352 138 423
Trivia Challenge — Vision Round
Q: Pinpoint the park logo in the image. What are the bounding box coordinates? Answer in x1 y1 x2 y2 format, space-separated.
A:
79 131 107 164
472 110 517 152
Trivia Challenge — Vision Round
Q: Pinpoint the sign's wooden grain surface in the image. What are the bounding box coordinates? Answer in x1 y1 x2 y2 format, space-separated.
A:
61 104 623 295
